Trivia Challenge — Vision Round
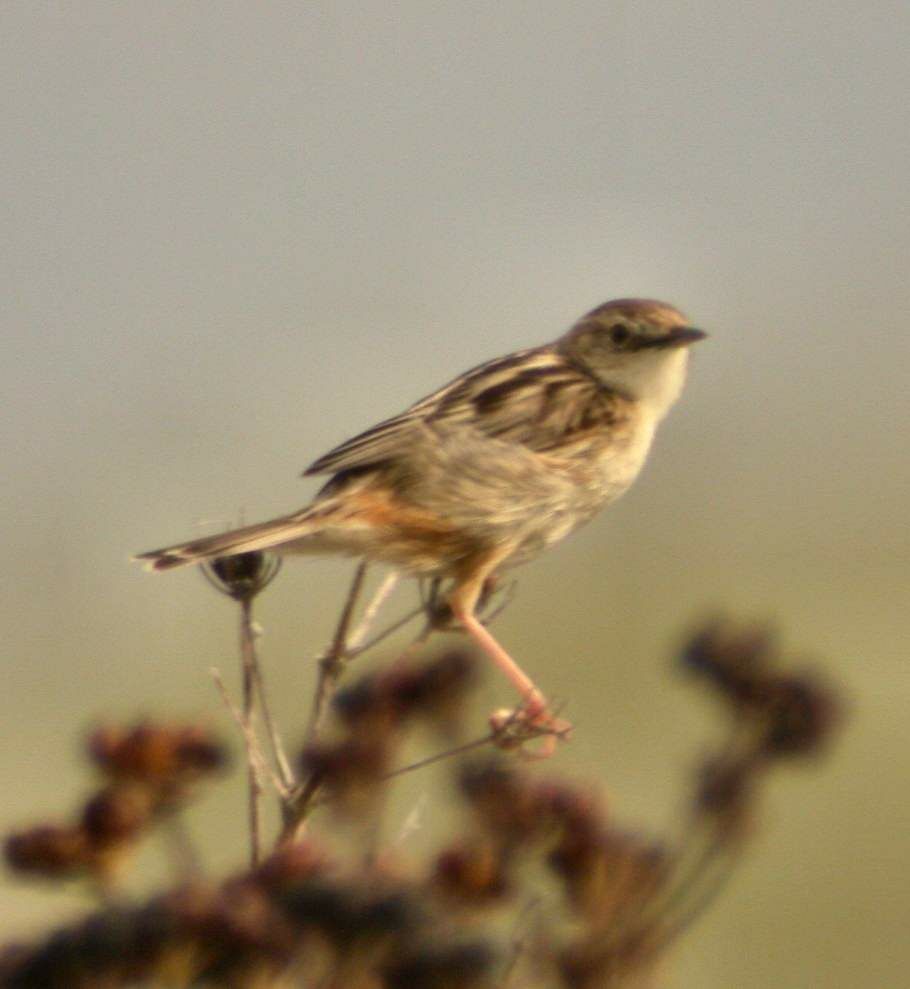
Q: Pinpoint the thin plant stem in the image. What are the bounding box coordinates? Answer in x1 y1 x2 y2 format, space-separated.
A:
279 725 508 844
240 598 262 865
210 668 288 797
280 563 371 843
304 561 368 744
381 707 562 782
209 666 288 797
381 732 500 781
344 603 426 659
620 824 726 946
279 771 324 845
390 616 436 666
643 843 738 953
280 569 541 843
249 647 296 791
164 816 201 878
479 579 517 625
619 736 756 942
499 895 542 988
345 570 401 653
583 834 736 982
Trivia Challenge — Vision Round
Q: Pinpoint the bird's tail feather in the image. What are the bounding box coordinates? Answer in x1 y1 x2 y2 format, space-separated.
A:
134 511 321 572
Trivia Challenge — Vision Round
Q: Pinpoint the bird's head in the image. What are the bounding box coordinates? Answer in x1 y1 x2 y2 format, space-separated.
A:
557 299 707 416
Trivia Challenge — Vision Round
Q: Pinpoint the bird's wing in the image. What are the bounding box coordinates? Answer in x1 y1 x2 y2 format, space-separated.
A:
303 347 622 475
429 353 629 454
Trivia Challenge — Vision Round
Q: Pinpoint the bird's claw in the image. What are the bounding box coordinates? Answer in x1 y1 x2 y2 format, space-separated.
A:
489 705 573 759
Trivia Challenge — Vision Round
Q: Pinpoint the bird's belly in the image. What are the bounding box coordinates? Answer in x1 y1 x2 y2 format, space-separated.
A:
501 426 656 568
501 482 621 569
299 418 658 576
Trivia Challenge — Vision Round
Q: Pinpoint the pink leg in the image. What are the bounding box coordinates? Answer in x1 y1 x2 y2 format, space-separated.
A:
453 607 547 717
447 556 571 755
453 603 572 758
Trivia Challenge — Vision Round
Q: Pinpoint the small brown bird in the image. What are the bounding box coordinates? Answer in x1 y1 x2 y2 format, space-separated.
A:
137 299 705 739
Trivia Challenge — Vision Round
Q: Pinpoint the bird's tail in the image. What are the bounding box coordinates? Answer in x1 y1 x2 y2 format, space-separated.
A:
134 509 325 572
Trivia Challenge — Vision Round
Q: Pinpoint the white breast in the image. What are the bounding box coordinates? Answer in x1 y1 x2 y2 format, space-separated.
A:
601 416 658 500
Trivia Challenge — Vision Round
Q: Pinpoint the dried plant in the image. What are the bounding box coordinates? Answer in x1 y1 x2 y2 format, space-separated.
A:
1 556 842 987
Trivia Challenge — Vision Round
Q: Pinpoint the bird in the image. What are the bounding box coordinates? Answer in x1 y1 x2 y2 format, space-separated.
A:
136 298 706 743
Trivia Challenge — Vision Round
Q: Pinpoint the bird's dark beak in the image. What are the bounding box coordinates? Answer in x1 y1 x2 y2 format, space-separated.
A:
667 326 707 346
636 326 708 350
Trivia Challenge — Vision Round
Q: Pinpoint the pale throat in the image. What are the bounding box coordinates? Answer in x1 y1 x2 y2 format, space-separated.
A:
607 349 690 421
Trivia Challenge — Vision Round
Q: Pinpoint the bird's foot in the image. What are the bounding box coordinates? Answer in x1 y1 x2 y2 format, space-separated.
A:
489 702 573 759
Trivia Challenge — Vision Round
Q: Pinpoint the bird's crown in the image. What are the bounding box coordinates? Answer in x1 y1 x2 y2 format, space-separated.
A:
558 298 703 356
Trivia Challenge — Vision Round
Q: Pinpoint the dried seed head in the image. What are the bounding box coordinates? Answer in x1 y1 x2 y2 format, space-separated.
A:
458 760 549 843
81 786 156 848
299 736 391 802
538 780 603 834
756 672 843 758
559 931 655 989
695 755 757 837
383 650 476 720
88 722 228 784
274 880 362 941
5 824 90 878
383 940 496 989
680 621 775 703
205 879 287 952
254 841 328 889
681 623 845 762
550 826 668 919
276 879 422 948
333 651 476 730
432 840 510 905
203 551 281 601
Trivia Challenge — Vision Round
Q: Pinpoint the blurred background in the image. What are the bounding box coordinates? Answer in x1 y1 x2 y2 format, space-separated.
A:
2 2 908 985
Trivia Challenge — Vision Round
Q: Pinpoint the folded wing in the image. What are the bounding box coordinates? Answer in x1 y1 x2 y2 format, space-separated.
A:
304 347 624 477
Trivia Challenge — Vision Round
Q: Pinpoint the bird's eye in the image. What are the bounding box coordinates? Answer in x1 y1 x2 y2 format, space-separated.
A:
609 324 630 345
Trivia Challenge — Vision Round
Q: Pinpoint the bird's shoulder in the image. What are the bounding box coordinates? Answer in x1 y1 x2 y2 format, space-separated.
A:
304 346 632 476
